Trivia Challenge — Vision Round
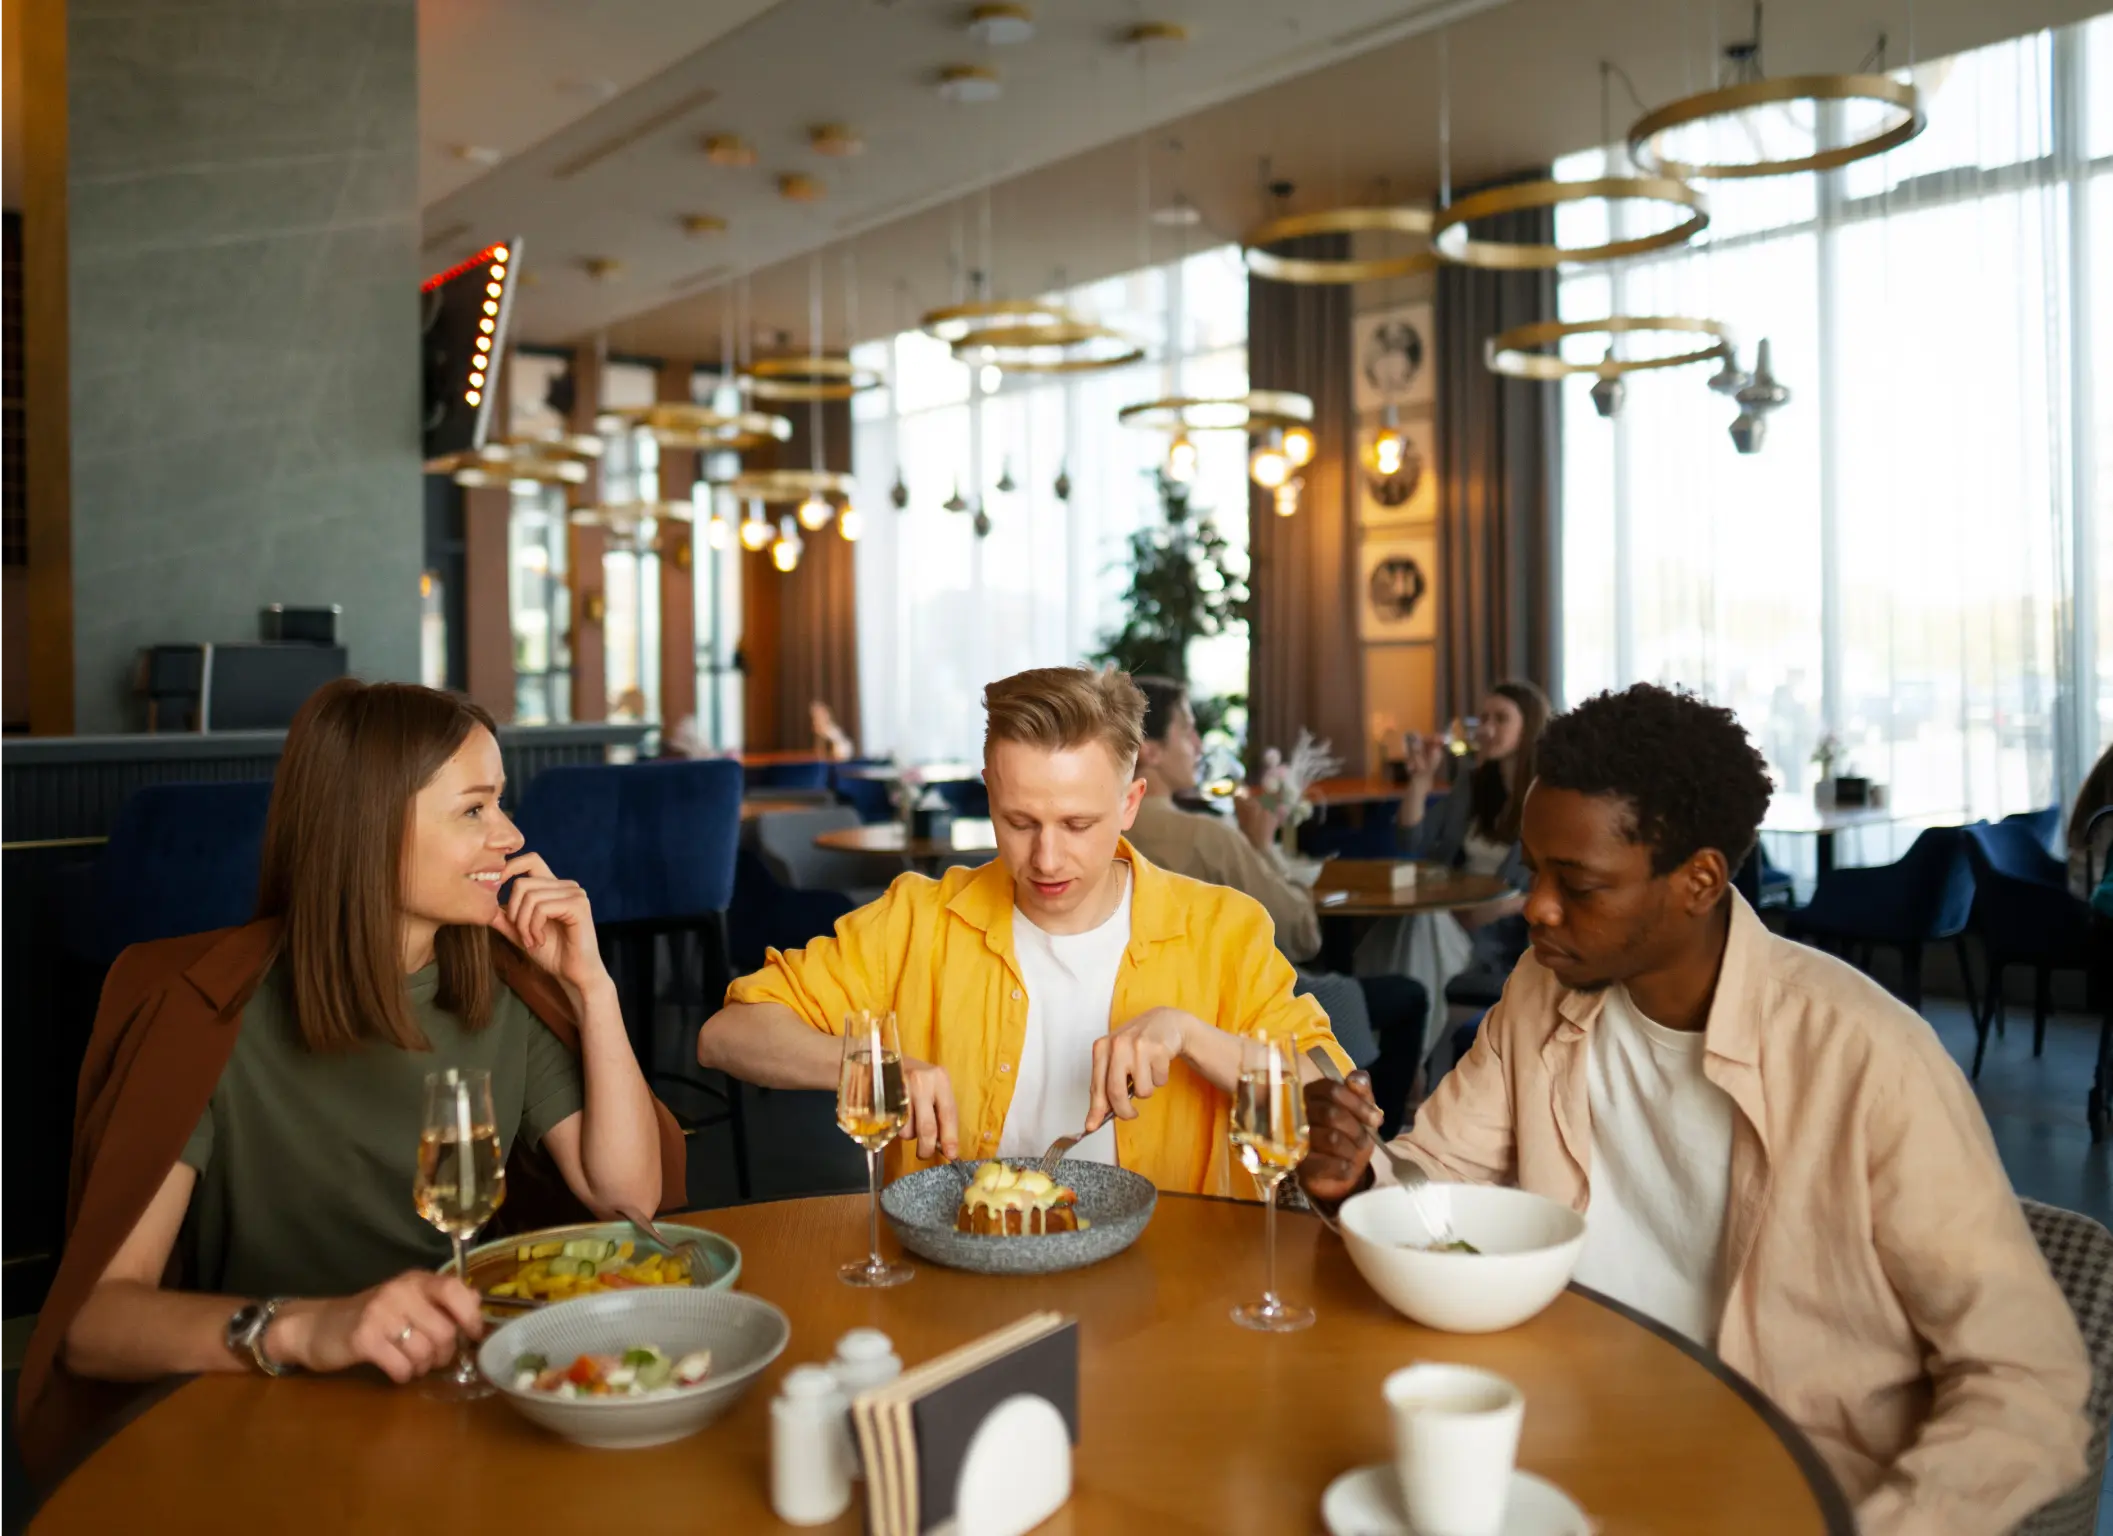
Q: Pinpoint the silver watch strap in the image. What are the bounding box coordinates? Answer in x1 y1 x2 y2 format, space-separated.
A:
245 1297 292 1377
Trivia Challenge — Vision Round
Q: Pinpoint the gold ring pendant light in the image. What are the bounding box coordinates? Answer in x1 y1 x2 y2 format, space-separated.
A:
596 401 792 451
1484 316 1734 380
429 436 604 488
1241 206 1438 284
920 298 1077 344
743 354 883 402
948 320 1146 373
1629 73 1923 179
1116 389 1315 434
1432 176 1709 269
725 468 859 503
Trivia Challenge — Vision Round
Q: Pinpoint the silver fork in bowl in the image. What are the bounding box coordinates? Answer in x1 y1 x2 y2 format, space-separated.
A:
619 1208 708 1285
1303 1047 1462 1246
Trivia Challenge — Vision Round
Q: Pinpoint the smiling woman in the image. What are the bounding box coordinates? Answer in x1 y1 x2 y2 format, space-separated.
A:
16 681 686 1484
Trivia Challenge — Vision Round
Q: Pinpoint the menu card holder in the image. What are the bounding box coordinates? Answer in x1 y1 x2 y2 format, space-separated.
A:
851 1312 1079 1536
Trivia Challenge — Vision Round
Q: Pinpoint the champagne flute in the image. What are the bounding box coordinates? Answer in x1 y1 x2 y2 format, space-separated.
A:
414 1067 506 1398
837 1010 914 1288
1229 1034 1314 1332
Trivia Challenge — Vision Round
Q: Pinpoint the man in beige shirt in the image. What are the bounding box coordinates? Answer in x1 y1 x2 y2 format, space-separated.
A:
1127 677 1430 1134
1298 683 2090 1536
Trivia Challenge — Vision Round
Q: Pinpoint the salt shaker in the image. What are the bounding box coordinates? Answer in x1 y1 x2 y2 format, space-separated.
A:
771 1365 852 1526
828 1329 903 1480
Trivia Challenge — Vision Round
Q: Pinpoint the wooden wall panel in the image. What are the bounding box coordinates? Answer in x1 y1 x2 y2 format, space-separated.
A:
22 0 72 734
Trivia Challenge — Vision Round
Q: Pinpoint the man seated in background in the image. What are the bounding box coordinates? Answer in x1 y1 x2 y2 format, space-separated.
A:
1125 676 1429 1136
697 665 1349 1195
1297 684 2089 1535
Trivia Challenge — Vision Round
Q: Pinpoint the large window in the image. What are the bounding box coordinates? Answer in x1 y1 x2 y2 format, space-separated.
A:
1560 17 2113 858
851 246 1251 762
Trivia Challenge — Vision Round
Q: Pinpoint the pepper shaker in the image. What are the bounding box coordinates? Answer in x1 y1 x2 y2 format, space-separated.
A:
771 1365 852 1526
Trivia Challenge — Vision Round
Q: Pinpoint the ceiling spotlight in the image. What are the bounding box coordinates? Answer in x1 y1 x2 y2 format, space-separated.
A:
808 124 864 157
704 134 757 167
795 493 835 531
777 173 825 203
452 144 503 167
967 3 1035 45
838 505 864 541
937 64 1002 104
1150 197 1203 228
1166 431 1199 486
582 258 622 282
682 213 728 236
1125 21 1190 45
1282 424 1316 468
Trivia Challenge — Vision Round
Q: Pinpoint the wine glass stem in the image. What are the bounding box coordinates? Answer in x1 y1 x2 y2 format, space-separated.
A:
865 1145 883 1270
449 1232 472 1377
1263 1178 1280 1309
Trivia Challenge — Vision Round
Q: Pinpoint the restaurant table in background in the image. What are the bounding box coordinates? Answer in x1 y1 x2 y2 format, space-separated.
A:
814 817 999 877
1311 864 1513 919
1758 803 1961 877
1307 776 1409 808
740 798 827 823
26 1194 1848 1535
833 761 982 783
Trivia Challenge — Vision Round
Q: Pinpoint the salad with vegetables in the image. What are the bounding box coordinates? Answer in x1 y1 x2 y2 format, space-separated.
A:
510 1344 714 1399
486 1238 693 1303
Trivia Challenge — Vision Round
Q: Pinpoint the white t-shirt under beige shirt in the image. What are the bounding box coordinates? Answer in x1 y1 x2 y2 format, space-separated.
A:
1570 985 1736 1346
995 866 1131 1167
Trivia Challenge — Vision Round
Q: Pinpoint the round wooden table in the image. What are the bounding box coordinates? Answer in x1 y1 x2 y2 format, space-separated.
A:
1314 864 1513 918
32 1195 1847 1535
814 818 998 876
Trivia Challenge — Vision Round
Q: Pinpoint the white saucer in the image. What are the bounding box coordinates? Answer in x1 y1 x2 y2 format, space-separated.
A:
1321 1464 1592 1536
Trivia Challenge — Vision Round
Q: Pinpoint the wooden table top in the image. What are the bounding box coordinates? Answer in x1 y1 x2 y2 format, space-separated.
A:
741 797 830 822
1313 864 1514 918
737 750 832 768
814 819 998 860
32 1195 1845 1535
1308 775 1411 807
834 761 982 783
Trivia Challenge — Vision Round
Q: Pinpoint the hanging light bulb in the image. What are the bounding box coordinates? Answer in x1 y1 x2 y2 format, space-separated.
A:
795 493 835 531
996 458 1017 495
980 362 1003 395
972 504 993 538
771 516 803 572
1368 405 1405 477
838 503 864 541
943 480 968 514
1166 431 1199 485
1249 428 1291 491
738 504 773 551
1273 477 1302 518
1281 423 1316 468
889 468 909 509
1730 338 1790 455
705 513 732 550
1053 461 1072 501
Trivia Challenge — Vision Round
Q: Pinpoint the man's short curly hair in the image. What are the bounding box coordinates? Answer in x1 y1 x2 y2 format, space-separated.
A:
1534 684 1772 876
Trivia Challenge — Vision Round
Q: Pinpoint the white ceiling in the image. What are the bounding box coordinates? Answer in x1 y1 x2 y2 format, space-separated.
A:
419 0 2108 359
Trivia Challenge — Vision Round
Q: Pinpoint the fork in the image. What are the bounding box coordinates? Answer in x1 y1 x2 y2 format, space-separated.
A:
620 1208 708 1285
1037 1132 1083 1176
1304 1047 1461 1245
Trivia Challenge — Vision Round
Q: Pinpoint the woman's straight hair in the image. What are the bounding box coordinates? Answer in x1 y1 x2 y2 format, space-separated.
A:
1469 679 1552 845
257 679 501 1052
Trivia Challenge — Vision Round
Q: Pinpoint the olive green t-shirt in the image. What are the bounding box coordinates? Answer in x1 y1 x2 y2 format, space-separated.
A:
179 961 585 1299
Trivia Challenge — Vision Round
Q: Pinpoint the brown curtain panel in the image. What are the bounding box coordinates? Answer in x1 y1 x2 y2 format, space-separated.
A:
743 397 861 750
1247 233 1364 764
1433 181 1563 718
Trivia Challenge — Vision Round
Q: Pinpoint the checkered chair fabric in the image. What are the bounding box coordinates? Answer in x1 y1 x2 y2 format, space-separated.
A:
2016 1199 2113 1536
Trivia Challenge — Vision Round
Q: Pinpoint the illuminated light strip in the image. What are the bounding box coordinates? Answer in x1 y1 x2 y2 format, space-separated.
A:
422 242 511 293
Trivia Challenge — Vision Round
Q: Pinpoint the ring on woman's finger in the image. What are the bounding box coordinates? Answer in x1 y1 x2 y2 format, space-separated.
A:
395 1325 415 1346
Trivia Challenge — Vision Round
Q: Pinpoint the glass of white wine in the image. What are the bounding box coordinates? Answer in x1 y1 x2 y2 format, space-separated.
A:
1229 1034 1314 1333
837 1010 914 1288
415 1067 505 1398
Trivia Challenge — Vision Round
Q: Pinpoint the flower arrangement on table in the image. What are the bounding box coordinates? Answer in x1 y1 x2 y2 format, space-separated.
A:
1253 730 1344 862
1810 733 1844 782
889 768 929 829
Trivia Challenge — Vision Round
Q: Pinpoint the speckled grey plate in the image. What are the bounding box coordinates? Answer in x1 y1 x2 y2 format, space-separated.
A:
880 1160 1157 1275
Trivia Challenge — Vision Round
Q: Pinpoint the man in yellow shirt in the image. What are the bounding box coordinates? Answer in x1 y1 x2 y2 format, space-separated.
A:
697 665 1347 1195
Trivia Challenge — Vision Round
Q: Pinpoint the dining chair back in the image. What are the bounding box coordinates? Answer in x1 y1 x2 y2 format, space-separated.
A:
1786 825 1979 1012
828 760 896 824
2015 1198 2113 1536
933 777 990 819
89 780 276 963
1962 822 2094 1083
2004 803 2064 858
743 760 832 793
753 806 895 901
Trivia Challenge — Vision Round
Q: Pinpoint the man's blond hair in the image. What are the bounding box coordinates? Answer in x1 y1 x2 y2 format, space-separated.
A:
982 666 1147 772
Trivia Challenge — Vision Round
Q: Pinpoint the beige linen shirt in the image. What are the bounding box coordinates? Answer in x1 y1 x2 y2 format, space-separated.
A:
1384 895 2090 1536
1128 795 1321 963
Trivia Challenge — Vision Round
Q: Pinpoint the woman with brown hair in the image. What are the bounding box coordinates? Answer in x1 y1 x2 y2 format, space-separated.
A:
1355 681 1551 1076
19 681 683 1473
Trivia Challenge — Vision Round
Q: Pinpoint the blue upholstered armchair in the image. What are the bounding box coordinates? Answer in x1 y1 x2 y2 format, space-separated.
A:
1787 825 1978 1015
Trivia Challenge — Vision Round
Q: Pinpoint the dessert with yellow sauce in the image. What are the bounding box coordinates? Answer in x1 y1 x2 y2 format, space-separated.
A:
955 1162 1087 1236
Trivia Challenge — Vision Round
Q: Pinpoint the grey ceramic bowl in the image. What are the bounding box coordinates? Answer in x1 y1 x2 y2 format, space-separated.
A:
477 1287 790 1449
880 1159 1158 1275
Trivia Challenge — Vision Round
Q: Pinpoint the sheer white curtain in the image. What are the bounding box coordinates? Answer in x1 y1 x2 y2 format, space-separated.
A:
853 246 1251 762
1560 16 2113 868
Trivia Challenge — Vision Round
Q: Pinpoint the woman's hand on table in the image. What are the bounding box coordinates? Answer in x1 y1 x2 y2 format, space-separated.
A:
277 1271 484 1383
901 1056 960 1161
1297 1072 1383 1209
491 852 614 1003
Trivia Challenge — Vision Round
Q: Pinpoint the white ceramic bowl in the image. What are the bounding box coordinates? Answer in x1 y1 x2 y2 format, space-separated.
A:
477 1287 790 1449
1339 1183 1586 1333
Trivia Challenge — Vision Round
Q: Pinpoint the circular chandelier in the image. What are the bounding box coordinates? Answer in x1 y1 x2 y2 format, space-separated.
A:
921 298 1075 344
1241 206 1437 285
1627 72 1923 180
427 436 602 488
1484 316 1734 380
949 319 1145 374
725 468 858 504
1431 176 1708 269
596 401 791 451
1115 389 1314 435
743 355 882 402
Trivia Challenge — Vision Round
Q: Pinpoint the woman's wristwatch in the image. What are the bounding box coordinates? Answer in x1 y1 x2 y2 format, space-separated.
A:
224 1298 293 1376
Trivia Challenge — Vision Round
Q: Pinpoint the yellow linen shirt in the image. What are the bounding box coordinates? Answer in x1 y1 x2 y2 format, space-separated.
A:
724 839 1347 1196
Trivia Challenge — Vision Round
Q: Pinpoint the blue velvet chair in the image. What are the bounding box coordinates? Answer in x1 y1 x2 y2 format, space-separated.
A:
2002 804 2063 856
1962 821 2094 1078
1787 825 1979 1014
830 760 895 825
933 777 990 819
89 781 276 962
1731 846 1796 910
515 758 750 1193
744 760 831 793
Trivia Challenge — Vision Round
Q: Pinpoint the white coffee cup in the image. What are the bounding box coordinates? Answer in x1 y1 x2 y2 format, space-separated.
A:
1382 1363 1524 1536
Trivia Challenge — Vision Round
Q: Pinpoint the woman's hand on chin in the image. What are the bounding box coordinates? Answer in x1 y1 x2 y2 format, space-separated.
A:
489 852 615 999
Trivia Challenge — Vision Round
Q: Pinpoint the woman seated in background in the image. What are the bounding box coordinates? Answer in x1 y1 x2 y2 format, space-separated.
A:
2068 742 2113 901
18 681 683 1479
1355 681 1548 1059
